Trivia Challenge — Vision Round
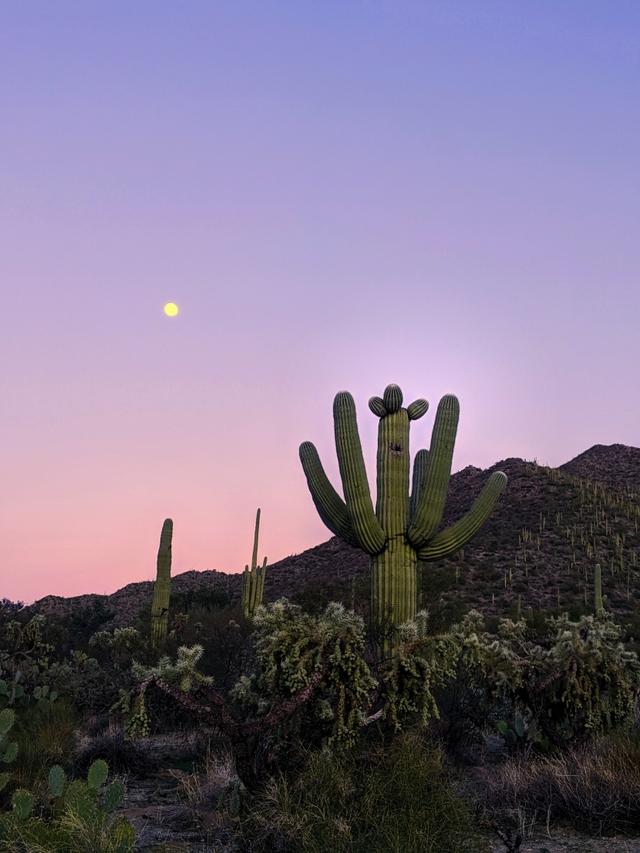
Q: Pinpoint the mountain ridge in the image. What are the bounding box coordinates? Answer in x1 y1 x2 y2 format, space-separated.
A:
26 443 640 626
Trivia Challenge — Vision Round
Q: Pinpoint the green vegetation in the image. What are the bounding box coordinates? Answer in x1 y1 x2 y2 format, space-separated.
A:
0 758 134 852
241 733 489 852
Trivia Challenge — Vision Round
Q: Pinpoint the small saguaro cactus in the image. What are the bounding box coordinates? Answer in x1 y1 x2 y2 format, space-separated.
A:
594 562 605 618
242 509 267 620
300 383 507 652
150 518 173 650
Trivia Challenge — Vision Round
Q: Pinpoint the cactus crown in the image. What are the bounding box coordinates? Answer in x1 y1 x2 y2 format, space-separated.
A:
368 384 428 421
301 382 507 560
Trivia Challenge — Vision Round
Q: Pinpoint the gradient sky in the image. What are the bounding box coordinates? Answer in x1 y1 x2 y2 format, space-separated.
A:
2 2 639 603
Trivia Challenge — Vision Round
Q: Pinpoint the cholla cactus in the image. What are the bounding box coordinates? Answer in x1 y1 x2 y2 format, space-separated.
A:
242 509 267 620
150 518 173 650
300 384 507 652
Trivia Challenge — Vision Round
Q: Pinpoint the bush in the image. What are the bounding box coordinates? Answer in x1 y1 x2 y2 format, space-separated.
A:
73 725 157 777
230 600 376 751
452 610 640 747
241 732 489 853
11 699 78 792
478 733 640 837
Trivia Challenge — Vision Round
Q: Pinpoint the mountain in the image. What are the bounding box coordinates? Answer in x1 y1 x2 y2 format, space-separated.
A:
560 443 640 492
29 444 640 628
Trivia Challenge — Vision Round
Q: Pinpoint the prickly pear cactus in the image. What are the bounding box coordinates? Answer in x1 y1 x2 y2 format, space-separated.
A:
300 384 507 652
1 757 133 850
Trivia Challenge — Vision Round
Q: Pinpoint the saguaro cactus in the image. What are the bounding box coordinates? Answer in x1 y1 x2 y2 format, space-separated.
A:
594 562 605 617
151 518 173 649
242 508 267 620
300 384 507 652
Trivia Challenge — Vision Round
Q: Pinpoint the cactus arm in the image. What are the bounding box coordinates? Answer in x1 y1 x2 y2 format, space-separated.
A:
242 567 249 619
251 509 261 570
299 442 357 545
409 449 429 521
417 471 507 561
407 398 429 420
408 395 460 548
333 392 386 554
151 518 173 649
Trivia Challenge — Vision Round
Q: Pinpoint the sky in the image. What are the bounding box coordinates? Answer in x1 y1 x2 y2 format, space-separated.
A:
2 2 639 603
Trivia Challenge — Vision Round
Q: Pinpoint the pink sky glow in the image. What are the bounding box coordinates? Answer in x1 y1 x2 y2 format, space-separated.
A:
2 3 639 602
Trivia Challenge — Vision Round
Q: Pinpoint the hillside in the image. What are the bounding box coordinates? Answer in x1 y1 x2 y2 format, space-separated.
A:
560 443 640 491
29 444 640 627
424 448 640 623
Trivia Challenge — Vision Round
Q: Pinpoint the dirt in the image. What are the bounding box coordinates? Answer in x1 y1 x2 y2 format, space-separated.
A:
491 832 640 853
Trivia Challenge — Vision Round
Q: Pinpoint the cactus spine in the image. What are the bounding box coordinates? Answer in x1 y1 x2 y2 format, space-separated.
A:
300 384 507 653
242 508 267 620
151 518 173 650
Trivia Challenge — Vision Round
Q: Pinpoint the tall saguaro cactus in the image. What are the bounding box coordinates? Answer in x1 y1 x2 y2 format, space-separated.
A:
242 508 267 620
300 384 507 652
151 518 173 650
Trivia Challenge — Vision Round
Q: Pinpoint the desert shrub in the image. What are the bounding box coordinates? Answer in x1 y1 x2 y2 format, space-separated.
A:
241 732 489 853
478 733 640 837
0 709 18 799
0 617 57 709
230 600 376 749
547 733 640 834
452 609 640 748
10 699 78 793
0 602 24 629
124 645 214 737
0 616 118 717
45 651 117 715
88 628 143 672
0 759 134 852
430 674 493 762
379 611 460 731
290 577 369 617
172 608 249 690
171 587 232 613
73 725 157 777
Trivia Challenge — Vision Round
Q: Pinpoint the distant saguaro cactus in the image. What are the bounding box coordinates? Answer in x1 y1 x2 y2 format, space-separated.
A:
594 562 605 618
242 509 267 620
300 384 507 653
151 518 173 650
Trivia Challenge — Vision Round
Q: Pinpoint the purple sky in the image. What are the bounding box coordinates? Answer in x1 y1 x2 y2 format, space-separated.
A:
2 2 639 602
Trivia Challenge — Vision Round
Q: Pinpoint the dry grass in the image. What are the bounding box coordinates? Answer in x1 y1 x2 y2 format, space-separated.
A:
170 744 237 808
241 732 489 853
478 733 640 838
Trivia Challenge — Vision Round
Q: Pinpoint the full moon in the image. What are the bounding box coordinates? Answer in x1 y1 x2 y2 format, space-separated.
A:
163 302 180 317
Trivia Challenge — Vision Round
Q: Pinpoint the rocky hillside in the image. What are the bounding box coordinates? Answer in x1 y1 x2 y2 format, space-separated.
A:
559 443 640 492
30 444 640 627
